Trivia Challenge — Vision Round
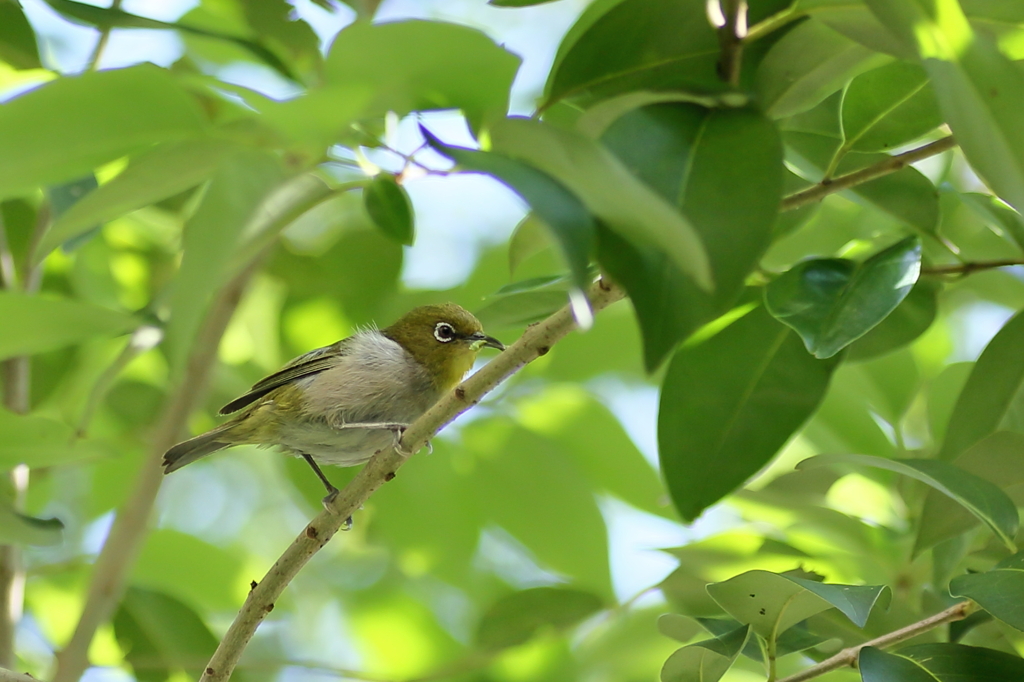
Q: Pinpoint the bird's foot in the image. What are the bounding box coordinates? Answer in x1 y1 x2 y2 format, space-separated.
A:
321 485 340 511
341 515 353 531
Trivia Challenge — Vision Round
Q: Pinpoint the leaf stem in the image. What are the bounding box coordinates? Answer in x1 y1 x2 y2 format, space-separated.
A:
198 278 626 682
84 0 123 72
745 5 804 42
780 136 957 213
775 600 975 682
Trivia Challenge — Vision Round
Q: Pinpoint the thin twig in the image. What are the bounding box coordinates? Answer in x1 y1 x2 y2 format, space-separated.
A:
199 278 626 682
921 259 1024 276
780 136 957 213
83 0 123 72
776 601 975 682
0 665 36 682
714 0 748 87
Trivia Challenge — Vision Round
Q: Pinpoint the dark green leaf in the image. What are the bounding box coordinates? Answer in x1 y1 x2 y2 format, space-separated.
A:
475 277 571 329
940 310 1024 460
0 292 137 360
423 129 594 290
47 174 100 252
363 175 414 246
860 643 1024 681
324 20 519 129
544 0 721 108
113 586 219 682
706 570 889 638
43 139 237 257
660 625 749 682
842 61 943 152
0 64 208 200
848 281 939 360
596 104 783 370
488 117 711 293
165 150 285 376
475 587 603 650
0 2 41 69
659 307 840 522
765 237 922 358
799 454 1019 551
756 18 889 119
951 552 1024 632
866 0 1024 211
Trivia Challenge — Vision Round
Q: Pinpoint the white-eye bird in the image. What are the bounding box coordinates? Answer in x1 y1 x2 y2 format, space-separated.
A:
162 303 504 500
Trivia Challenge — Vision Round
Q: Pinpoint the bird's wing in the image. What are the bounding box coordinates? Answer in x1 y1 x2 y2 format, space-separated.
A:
218 338 352 415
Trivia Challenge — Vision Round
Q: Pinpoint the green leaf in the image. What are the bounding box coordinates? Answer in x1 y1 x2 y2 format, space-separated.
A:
42 139 237 258
706 570 890 639
951 552 1024 632
756 19 891 119
860 643 1024 682
848 281 939 360
324 20 520 129
958 192 1024 253
842 61 943 152
0 292 137 360
423 130 594 290
0 408 107 469
475 277 572 329
659 306 840 522
131 529 246 612
916 432 1024 556
0 2 42 69
165 150 285 376
0 504 63 546
544 0 721 108
940 310 1024 460
0 64 208 200
765 237 922 358
799 453 1019 551
800 0 916 58
363 175 414 246
660 625 749 682
47 174 100 252
475 587 604 650
113 586 219 682
508 214 554 276
488 117 712 293
865 0 1024 211
596 104 783 370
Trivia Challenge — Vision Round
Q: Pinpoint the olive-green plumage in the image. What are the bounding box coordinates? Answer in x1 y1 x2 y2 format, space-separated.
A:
162 303 503 489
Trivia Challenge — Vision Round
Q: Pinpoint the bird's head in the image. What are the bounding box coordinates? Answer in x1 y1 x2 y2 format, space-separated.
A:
383 303 504 391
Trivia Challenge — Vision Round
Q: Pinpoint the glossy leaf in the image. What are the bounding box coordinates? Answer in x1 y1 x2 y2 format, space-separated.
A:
660 625 749 682
917 432 1024 555
475 587 603 650
596 104 783 370
659 307 840 522
164 151 285 376
799 454 1019 551
940 310 1024 460
866 0 1024 211
424 130 594 290
860 643 1024 681
324 20 520 128
43 139 237 257
765 237 922 358
0 292 137 360
488 117 712 293
544 0 720 108
113 586 219 682
706 570 889 639
848 281 939 360
0 64 207 199
756 18 890 119
0 505 63 546
363 175 414 246
951 552 1024 632
842 61 943 152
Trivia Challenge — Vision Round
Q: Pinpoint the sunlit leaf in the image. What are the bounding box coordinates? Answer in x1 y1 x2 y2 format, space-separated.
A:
841 61 943 152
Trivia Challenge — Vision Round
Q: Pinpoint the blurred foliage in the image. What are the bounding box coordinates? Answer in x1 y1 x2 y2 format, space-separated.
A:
1 1 1024 682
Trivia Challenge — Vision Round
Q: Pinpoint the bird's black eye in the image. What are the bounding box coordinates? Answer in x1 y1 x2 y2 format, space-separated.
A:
434 322 456 343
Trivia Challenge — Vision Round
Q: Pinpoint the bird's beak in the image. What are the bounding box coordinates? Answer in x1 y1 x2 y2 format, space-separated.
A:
467 331 505 351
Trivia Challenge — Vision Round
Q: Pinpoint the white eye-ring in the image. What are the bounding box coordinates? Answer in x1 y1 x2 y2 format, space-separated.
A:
434 322 456 343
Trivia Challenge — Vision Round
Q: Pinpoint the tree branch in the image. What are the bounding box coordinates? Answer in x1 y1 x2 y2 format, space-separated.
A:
776 600 975 682
0 665 36 682
780 136 957 213
199 278 626 682
713 0 748 87
921 259 1024 276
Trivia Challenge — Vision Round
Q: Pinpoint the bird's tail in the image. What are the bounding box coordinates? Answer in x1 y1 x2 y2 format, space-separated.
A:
162 424 235 473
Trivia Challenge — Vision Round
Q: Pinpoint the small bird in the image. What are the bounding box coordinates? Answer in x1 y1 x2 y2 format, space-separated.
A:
162 303 504 501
